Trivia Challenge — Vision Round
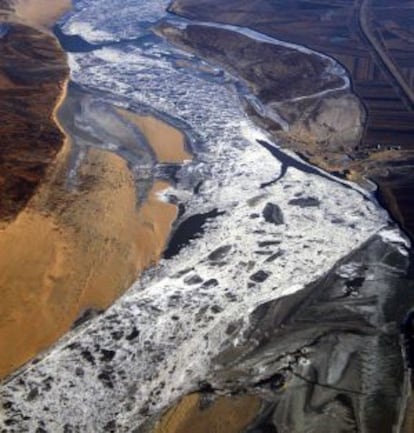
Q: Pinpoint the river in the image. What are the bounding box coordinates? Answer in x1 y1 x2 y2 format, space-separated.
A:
0 1 412 432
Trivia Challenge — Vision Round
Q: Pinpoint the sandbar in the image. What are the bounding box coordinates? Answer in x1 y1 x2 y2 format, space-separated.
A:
152 393 261 433
118 108 192 164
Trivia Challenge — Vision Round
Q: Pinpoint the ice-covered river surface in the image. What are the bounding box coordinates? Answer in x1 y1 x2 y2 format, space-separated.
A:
1 1 413 432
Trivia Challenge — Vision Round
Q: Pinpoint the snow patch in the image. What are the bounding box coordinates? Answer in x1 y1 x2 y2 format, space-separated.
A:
65 21 113 43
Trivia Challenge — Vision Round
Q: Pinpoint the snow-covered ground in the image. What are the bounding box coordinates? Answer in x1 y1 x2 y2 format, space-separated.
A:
0 1 408 432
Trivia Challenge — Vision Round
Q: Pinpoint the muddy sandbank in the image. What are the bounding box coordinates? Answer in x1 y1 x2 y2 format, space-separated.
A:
118 108 192 164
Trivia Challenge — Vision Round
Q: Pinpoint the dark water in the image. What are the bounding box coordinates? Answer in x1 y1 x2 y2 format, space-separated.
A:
53 24 98 52
257 139 357 192
163 209 225 259
257 140 334 182
0 23 10 38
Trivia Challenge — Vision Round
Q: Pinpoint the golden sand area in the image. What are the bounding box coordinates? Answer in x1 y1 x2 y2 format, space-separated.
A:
153 393 261 433
0 132 179 378
0 47 191 378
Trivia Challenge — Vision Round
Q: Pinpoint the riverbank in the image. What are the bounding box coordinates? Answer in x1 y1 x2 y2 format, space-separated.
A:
151 393 261 433
0 134 178 379
0 18 68 225
0 2 190 379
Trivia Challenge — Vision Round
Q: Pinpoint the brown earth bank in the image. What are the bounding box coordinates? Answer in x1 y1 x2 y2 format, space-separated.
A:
0 20 68 225
164 1 414 239
158 23 343 103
